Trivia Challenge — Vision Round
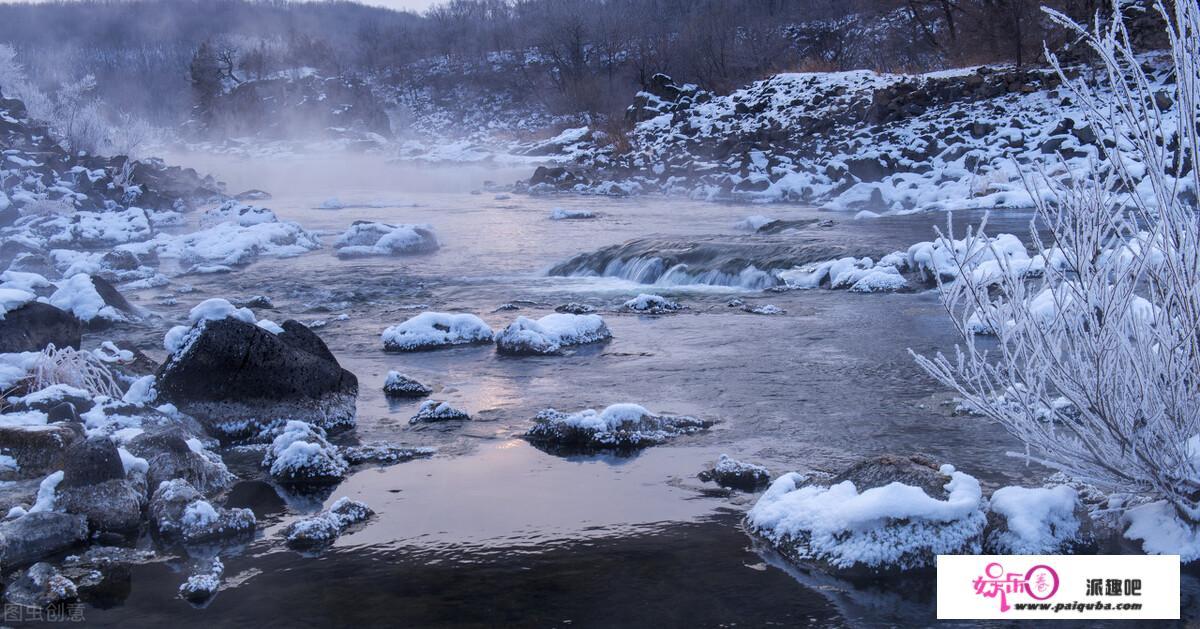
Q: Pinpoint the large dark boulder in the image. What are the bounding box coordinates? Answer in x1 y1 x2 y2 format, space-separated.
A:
155 317 358 439
61 438 126 489
0 302 82 353
126 428 233 496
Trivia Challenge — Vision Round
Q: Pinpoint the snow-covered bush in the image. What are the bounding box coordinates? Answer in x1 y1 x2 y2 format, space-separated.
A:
914 0 1200 553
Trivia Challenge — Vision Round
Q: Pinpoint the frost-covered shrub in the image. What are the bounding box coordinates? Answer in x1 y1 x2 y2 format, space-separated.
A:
914 0 1200 554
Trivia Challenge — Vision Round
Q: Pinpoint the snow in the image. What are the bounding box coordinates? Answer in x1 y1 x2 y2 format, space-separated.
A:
256 319 284 334
121 375 157 405
0 287 35 319
47 274 124 322
746 464 985 570
0 410 50 427
987 485 1081 553
1123 500 1200 561
381 312 493 351
0 270 52 293
165 298 257 353
11 470 66 518
494 313 611 354
333 221 439 257
117 446 149 476
549 208 596 220
779 256 909 293
263 421 347 482
0 352 41 391
8 383 90 407
153 210 321 267
179 557 223 602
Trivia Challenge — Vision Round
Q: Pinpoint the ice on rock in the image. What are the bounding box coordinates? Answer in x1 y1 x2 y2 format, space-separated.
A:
382 371 432 397
985 485 1083 554
778 256 909 293
494 313 611 355
282 497 374 549
262 421 348 484
549 208 596 220
746 463 985 571
410 400 470 424
333 221 439 258
154 206 320 267
621 293 683 314
381 312 494 351
526 403 711 450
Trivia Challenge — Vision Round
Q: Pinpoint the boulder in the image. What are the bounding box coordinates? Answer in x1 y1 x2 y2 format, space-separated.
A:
126 428 233 497
0 424 81 481
410 401 470 424
525 404 711 451
262 421 347 484
60 438 125 489
0 302 82 353
57 478 146 534
0 512 88 569
382 372 431 398
155 317 358 439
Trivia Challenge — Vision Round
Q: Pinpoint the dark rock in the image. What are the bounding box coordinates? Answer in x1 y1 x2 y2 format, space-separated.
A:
61 438 125 489
554 303 596 314
57 478 146 533
149 479 255 542
155 317 358 439
844 157 891 183
0 302 82 353
276 319 338 364
0 512 88 568
698 455 771 491
126 428 233 497
831 454 948 498
234 189 272 201
382 372 432 398
3 562 78 608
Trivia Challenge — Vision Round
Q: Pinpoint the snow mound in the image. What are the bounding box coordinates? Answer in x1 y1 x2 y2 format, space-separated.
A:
262 421 348 484
410 400 470 424
526 403 710 450
549 208 596 220
382 371 432 397
381 312 494 351
494 313 611 355
746 463 985 571
621 293 683 313
47 274 126 322
985 485 1082 554
333 221 439 258
283 497 373 549
1123 500 1200 561
154 208 320 267
200 201 279 226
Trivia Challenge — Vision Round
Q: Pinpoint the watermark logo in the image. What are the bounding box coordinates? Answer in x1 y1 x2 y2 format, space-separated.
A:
938 555 1179 620
971 561 1059 611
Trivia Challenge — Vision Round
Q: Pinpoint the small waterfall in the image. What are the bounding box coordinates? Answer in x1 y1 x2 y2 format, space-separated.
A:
548 237 854 289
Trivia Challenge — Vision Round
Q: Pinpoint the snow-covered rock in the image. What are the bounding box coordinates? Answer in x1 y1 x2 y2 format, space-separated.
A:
179 557 223 604
984 485 1085 554
0 511 88 568
3 562 78 609
282 497 373 549
340 443 435 466
262 421 348 484
549 208 596 220
621 293 683 314
150 479 255 543
382 371 432 397
494 313 611 355
333 221 439 258
699 454 771 491
526 403 710 450
410 400 470 424
746 455 985 572
156 314 358 439
381 312 494 352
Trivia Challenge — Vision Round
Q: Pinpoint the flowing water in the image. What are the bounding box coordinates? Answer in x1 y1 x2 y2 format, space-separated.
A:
67 152 1096 627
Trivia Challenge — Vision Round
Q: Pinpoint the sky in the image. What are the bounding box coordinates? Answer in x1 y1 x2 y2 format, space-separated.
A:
0 0 446 12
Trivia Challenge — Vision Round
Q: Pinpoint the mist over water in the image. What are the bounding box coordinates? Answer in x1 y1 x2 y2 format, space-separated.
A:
66 151 1062 627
